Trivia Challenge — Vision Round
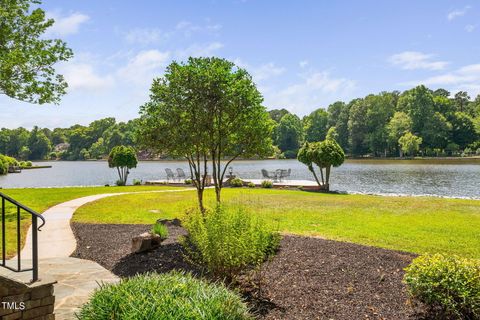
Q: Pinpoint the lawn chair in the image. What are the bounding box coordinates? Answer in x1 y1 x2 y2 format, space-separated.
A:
176 168 186 181
165 168 175 182
279 169 291 181
262 169 278 182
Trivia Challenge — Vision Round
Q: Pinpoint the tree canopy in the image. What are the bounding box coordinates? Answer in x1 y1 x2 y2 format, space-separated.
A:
0 0 73 104
108 145 138 185
139 57 273 210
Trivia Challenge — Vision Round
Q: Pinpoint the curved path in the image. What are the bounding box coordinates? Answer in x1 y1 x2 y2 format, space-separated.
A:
18 189 193 320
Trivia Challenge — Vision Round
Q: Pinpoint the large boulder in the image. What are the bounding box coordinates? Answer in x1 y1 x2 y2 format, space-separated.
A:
131 232 163 253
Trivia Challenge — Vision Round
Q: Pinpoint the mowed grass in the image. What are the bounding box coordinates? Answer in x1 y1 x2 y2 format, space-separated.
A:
74 188 480 258
0 185 183 258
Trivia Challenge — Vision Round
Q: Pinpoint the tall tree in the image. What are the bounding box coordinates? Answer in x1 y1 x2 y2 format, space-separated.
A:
0 0 73 104
304 108 329 142
27 126 51 159
327 101 349 152
139 57 273 210
274 113 304 155
454 91 470 113
365 93 396 156
397 85 435 137
348 98 369 155
449 112 477 148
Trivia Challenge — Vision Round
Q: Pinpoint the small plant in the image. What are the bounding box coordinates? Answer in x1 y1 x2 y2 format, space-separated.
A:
133 179 142 185
261 180 273 188
404 254 480 319
247 182 256 188
181 205 280 282
77 272 252 320
229 177 244 187
151 222 169 239
115 179 125 186
25 161 32 167
184 179 192 185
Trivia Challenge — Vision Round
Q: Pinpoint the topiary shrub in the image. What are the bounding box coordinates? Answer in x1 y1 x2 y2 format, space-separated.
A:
404 254 480 319
77 272 252 320
181 205 280 282
247 182 256 188
229 177 244 187
261 180 273 188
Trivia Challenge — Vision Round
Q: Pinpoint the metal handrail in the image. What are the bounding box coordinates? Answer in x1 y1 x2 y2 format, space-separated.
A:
0 192 45 282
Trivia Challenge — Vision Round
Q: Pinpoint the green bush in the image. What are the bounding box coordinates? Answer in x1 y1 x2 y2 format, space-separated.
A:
0 155 8 175
247 182 256 188
133 179 142 185
283 150 297 159
181 205 280 282
115 179 125 186
152 222 169 239
229 177 244 187
404 254 480 319
261 180 273 188
184 178 193 185
25 161 32 167
77 272 252 320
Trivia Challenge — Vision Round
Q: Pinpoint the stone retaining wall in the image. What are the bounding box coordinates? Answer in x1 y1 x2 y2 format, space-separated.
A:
0 276 56 320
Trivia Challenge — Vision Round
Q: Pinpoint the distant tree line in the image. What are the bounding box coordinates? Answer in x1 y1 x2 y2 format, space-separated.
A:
270 85 480 158
1 85 479 161
0 118 138 160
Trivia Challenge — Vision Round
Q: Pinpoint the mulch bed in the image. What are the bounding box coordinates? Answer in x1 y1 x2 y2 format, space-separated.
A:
71 222 420 320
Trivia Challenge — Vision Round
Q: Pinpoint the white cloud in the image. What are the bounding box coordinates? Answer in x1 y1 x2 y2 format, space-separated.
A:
234 60 286 82
61 62 114 92
175 20 221 37
125 28 167 45
176 42 224 58
389 51 449 71
263 71 356 115
46 11 90 36
299 60 309 68
117 50 170 84
447 6 471 21
401 63 480 96
465 24 476 32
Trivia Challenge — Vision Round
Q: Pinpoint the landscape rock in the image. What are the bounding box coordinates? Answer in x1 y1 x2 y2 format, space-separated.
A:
131 232 163 253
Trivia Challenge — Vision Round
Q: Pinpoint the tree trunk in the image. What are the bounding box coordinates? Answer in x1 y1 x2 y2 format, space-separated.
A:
325 166 331 191
197 188 205 213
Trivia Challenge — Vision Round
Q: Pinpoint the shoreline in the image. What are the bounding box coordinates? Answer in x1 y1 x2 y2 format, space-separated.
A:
1 184 478 201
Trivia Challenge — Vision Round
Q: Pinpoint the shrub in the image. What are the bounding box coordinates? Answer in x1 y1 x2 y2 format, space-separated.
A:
115 179 125 186
133 179 142 185
25 161 32 167
247 182 256 188
261 180 273 188
283 150 297 159
151 222 169 239
184 178 192 185
77 272 252 320
229 177 244 187
0 155 8 175
181 205 280 282
404 254 480 319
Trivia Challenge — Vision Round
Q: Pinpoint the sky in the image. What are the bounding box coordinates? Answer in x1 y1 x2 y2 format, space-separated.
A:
1 0 479 129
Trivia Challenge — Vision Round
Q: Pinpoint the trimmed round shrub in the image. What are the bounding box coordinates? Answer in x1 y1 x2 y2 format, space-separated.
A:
229 177 243 187
261 180 273 188
404 254 480 319
77 272 252 320
181 205 280 282
247 182 256 188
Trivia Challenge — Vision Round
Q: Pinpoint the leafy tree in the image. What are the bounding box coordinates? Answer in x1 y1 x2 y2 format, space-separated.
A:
347 98 369 155
365 93 395 156
0 0 73 104
27 126 51 159
326 126 338 141
421 112 451 150
454 91 470 113
268 108 290 123
398 132 422 157
297 139 345 191
274 113 304 154
433 88 450 98
6 128 29 157
304 108 329 142
327 101 349 151
433 95 455 116
108 145 137 185
139 57 273 209
449 112 477 148
398 85 435 136
387 112 412 155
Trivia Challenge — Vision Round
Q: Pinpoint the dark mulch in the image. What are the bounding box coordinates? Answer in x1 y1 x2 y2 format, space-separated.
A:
71 222 419 320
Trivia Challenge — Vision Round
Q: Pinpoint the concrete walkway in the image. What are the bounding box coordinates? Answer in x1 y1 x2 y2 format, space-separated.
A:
15 189 193 319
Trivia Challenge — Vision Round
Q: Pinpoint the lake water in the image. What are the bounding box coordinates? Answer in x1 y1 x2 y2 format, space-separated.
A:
0 159 479 199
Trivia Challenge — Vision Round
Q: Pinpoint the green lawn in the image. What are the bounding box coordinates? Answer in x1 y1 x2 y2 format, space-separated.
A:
73 188 480 258
0 185 183 258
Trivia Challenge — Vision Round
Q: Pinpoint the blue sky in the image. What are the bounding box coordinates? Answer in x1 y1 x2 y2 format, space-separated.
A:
1 0 479 128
